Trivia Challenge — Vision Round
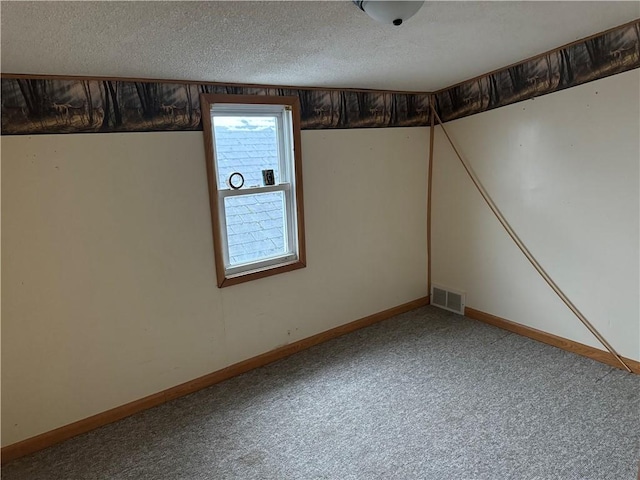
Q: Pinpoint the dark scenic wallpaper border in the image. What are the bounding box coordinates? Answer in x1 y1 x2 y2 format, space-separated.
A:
434 20 640 123
2 20 638 135
0 77 431 135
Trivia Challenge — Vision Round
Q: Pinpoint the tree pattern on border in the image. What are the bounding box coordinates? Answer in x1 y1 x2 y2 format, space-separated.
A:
2 21 638 134
1 80 431 135
434 22 640 123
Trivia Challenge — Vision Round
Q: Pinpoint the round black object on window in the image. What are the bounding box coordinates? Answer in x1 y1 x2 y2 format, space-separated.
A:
228 172 244 190
393 18 403 26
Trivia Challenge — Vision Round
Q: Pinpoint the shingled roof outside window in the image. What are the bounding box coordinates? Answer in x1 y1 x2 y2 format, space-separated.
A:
214 125 285 265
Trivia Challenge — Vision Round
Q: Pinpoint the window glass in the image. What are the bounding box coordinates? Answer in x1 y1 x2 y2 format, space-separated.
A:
224 192 286 266
213 116 280 190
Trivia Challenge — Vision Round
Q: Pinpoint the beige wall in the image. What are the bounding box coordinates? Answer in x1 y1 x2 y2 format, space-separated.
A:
4 68 638 449
1 128 429 446
432 69 640 361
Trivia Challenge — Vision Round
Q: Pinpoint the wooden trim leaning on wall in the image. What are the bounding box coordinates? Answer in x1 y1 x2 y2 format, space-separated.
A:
426 95 435 294
465 307 640 374
1 296 430 464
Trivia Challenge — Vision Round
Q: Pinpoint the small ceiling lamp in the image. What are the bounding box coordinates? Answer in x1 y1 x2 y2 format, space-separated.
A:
353 1 425 26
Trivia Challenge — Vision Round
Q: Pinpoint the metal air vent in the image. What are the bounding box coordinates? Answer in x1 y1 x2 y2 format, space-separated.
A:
431 285 466 315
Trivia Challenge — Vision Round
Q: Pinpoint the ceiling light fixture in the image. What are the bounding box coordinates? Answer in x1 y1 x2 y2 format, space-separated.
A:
353 1 425 26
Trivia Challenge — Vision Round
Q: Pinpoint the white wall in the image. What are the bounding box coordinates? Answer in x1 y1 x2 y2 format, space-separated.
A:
1 127 429 446
432 69 640 361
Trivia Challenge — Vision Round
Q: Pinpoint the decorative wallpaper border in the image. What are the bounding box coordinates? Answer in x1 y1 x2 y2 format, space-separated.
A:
1 20 638 135
0 77 431 135
434 20 640 123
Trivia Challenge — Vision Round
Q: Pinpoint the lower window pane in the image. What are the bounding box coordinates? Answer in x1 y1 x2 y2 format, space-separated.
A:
224 191 287 266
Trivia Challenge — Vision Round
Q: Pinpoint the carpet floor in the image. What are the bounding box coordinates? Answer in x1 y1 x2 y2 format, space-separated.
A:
3 306 639 479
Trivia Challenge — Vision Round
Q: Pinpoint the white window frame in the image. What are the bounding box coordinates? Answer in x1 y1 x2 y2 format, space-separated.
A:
200 94 306 287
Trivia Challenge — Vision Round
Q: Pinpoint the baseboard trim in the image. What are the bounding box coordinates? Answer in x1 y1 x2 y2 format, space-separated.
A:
465 307 640 374
1 295 430 464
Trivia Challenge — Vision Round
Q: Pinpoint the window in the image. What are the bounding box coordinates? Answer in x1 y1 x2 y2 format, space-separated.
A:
201 94 306 287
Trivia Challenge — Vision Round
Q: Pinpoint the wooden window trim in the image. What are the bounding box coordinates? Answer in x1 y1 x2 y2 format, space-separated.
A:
200 93 306 287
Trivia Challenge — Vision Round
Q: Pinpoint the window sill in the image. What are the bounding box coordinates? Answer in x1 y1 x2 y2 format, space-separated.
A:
218 258 306 288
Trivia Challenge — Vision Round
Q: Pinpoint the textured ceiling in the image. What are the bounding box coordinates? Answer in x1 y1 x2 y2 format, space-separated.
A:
1 1 638 92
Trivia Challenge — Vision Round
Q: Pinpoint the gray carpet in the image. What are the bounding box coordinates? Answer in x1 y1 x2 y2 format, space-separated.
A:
3 306 639 479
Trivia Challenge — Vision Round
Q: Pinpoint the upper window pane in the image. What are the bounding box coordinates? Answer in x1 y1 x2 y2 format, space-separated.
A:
213 116 280 190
